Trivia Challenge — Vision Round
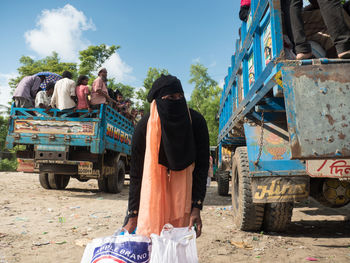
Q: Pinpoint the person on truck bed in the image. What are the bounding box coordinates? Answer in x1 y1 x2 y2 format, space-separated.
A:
123 74 209 238
76 75 91 112
239 0 251 22
90 67 116 109
50 71 77 110
35 81 55 109
13 74 46 108
288 0 350 59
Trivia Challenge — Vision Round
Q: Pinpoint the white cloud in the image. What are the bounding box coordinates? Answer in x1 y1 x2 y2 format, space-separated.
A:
25 4 95 61
103 52 134 83
0 73 17 112
192 57 201 63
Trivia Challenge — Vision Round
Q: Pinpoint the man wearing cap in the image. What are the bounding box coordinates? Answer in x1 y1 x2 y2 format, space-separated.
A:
123 74 209 238
90 67 112 109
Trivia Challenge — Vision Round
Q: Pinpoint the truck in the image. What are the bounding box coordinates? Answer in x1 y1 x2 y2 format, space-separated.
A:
216 0 350 232
6 102 134 193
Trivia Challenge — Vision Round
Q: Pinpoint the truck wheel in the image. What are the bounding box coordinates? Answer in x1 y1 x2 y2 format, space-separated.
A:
98 178 108 192
217 171 230 196
39 173 51 189
108 159 125 193
231 147 265 231
48 173 70 190
263 202 293 232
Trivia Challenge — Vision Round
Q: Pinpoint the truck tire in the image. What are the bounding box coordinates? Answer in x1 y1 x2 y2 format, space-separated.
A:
39 173 51 189
217 171 230 196
231 147 265 231
48 173 70 190
98 178 108 192
263 202 293 232
108 159 125 193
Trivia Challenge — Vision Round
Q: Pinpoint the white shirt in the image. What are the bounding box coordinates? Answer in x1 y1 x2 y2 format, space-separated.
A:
35 90 51 108
51 78 76 110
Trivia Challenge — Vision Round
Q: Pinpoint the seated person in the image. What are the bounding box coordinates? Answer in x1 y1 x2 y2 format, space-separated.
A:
13 74 45 108
76 75 91 112
35 82 55 109
51 71 76 110
288 0 350 59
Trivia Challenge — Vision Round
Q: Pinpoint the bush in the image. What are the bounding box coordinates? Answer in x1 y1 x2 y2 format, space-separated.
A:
0 158 17 171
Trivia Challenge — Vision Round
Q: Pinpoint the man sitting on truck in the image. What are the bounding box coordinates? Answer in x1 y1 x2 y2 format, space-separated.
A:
13 74 46 108
50 71 77 111
35 81 55 109
288 0 350 59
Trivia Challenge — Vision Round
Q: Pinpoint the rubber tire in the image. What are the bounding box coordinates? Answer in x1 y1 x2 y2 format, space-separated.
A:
98 178 109 192
263 202 293 232
217 171 230 196
39 173 51 189
231 147 265 231
48 173 70 190
108 159 125 193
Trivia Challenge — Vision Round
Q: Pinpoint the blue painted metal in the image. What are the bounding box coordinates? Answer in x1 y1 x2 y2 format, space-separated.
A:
6 104 133 156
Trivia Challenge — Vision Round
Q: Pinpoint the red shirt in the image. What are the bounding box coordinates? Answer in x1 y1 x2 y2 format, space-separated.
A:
76 85 90 109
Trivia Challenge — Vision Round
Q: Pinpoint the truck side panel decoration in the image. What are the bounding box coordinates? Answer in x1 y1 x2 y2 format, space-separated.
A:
14 120 95 135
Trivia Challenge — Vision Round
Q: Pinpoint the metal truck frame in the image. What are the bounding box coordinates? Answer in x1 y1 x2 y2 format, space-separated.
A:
6 104 134 193
217 0 350 232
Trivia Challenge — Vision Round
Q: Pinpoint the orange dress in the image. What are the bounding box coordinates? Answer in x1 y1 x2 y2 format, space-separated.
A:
136 101 194 237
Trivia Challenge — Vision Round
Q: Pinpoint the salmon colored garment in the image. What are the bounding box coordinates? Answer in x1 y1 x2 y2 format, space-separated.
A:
136 101 194 237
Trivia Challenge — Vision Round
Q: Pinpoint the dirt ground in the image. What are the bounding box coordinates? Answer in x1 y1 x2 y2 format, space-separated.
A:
0 172 350 263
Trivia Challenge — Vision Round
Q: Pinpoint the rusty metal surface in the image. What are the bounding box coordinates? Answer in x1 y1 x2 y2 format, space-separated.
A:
282 63 350 159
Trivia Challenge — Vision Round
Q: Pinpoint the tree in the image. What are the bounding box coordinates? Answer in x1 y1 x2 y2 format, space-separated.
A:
188 63 222 145
9 52 77 90
78 44 119 77
136 67 168 112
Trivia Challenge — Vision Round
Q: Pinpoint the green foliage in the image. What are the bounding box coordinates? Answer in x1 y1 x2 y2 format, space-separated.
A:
137 67 168 113
9 52 77 90
0 116 8 150
107 79 135 99
78 44 119 77
0 158 17 172
188 63 222 145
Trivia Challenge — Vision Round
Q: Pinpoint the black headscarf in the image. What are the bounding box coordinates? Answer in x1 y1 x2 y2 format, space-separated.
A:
147 74 196 171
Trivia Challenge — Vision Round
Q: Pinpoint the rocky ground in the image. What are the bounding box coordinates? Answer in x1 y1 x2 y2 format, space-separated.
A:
0 172 350 262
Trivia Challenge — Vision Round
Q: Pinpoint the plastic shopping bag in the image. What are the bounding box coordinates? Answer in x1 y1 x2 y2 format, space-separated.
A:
150 224 198 263
81 229 151 263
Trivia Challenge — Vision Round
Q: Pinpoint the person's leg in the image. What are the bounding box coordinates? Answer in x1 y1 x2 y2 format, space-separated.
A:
317 0 350 57
289 0 312 57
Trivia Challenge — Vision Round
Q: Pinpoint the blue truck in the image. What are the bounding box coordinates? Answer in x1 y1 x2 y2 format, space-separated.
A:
6 104 134 193
217 0 350 232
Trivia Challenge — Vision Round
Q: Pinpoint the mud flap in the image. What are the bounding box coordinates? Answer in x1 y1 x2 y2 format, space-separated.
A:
252 176 309 203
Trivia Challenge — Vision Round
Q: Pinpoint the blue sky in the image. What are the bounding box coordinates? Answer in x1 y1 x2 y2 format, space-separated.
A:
0 0 242 107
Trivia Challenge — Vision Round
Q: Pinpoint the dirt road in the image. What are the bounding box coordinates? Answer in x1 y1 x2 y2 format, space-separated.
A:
0 172 350 263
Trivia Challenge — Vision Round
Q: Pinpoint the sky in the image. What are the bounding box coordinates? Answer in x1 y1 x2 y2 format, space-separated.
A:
0 0 242 108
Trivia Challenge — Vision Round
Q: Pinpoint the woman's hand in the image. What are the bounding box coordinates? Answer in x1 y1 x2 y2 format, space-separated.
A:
123 216 138 234
189 208 202 238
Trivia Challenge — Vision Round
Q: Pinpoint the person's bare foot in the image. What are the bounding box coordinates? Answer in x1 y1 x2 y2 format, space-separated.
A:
338 50 350 59
296 52 313 60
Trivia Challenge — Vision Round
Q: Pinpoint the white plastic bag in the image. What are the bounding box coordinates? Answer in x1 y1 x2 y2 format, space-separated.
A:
81 229 151 263
150 224 198 263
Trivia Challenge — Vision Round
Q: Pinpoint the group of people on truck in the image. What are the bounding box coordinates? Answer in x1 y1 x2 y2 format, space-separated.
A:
239 0 350 59
12 68 143 125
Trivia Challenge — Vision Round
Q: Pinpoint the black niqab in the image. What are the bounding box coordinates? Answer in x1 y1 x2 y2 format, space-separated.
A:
148 75 196 171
